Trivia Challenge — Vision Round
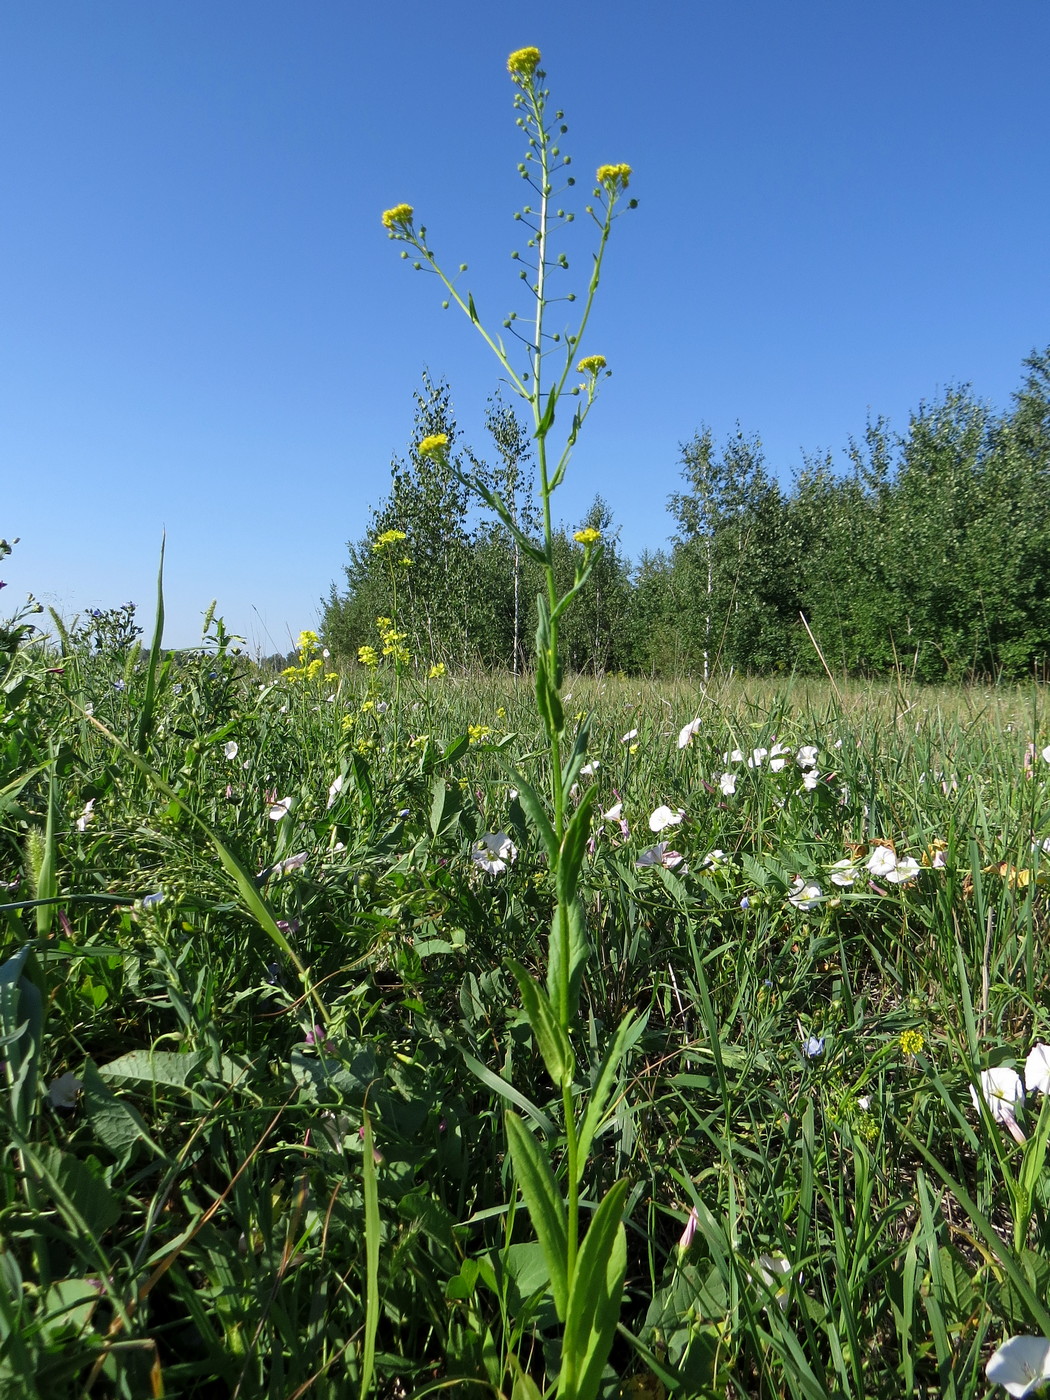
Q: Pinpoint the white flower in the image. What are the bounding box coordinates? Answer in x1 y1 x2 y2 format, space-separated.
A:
886 856 920 884
274 851 308 875
472 833 517 876
971 1067 1026 1143
801 770 820 792
602 802 623 821
829 859 860 887
986 1335 1050 1397
788 878 822 911
649 804 684 832
580 762 598 777
857 1095 871 1111
797 745 819 769
769 743 792 772
755 1252 792 1312
724 748 744 764
636 842 687 872
268 796 293 820
76 798 96 832
1025 1044 1050 1095
223 740 239 760
719 772 737 796
327 774 344 807
700 849 726 870
748 747 768 768
48 1071 83 1109
865 846 897 878
677 718 702 749
1042 747 1050 765
621 729 639 743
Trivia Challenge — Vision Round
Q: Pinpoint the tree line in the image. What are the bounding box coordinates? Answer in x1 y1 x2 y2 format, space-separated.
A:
322 348 1050 682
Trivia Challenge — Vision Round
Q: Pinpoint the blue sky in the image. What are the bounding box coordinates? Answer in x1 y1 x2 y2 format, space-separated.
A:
3 1 1048 650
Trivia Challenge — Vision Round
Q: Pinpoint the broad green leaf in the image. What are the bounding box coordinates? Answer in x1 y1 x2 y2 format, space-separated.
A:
507 959 575 1089
504 1111 568 1321
557 787 597 906
561 1178 628 1400
547 898 589 1026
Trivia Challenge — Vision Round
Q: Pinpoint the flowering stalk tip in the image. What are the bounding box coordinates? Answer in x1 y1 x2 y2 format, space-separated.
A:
596 163 632 194
507 47 541 79
381 204 415 232
576 355 607 377
417 433 449 460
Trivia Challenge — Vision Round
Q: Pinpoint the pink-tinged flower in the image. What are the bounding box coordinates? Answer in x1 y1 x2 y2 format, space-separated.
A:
1025 1044 1050 1095
268 796 292 820
636 842 687 872
602 802 623 821
678 1205 699 1252
472 833 517 875
649 804 684 832
986 1335 1050 1397
970 1067 1026 1144
677 718 702 749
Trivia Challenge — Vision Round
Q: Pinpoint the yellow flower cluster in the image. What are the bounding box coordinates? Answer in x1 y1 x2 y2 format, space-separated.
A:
357 644 379 669
281 629 337 684
373 529 407 553
377 617 411 666
468 724 492 744
382 204 414 231
418 433 449 460
899 1029 925 1056
507 47 541 78
574 527 601 546
428 662 446 679
577 355 607 376
596 163 632 193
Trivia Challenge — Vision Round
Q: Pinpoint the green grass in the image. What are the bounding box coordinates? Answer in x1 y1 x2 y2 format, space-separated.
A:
3 630 1050 1398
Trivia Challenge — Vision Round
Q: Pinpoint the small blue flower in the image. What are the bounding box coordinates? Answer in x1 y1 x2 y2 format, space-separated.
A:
802 1035 825 1060
740 896 751 910
113 679 126 691
140 891 164 908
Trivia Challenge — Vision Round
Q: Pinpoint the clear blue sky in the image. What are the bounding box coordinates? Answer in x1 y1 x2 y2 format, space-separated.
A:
3 2 1048 650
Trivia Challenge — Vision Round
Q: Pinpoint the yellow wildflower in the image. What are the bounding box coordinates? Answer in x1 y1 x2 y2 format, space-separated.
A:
574 527 601 546
596 163 632 193
418 433 449 460
899 1029 924 1057
357 644 379 668
468 724 492 744
382 204 414 231
507 47 541 78
297 629 320 651
428 662 446 679
577 355 607 376
373 529 407 553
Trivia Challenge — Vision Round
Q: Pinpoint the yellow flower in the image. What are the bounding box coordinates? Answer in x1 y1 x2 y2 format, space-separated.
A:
428 662 446 679
357 644 379 668
899 1029 924 1057
468 724 492 744
297 629 320 651
596 163 632 193
381 204 414 231
417 433 449 459
507 47 541 78
577 355 607 376
373 529 407 553
574 527 601 546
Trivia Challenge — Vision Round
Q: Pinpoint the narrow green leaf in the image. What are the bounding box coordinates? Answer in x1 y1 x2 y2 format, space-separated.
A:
134 533 166 754
360 1111 381 1400
556 787 597 906
561 1178 628 1400
506 768 557 863
460 1052 556 1136
547 899 589 1027
575 1012 648 1178
504 1111 568 1321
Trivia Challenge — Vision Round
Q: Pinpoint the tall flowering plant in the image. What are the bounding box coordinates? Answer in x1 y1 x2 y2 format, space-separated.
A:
383 47 640 1397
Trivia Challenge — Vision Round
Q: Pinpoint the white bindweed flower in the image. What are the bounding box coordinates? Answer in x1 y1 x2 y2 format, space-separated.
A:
788 878 822 911
580 762 598 777
797 745 819 769
829 859 860 887
755 1252 792 1312
700 849 727 870
865 846 897 879
48 1071 83 1109
602 802 623 821
986 1335 1050 1397
621 728 639 743
327 774 344 807
677 718 702 749
886 856 921 883
268 796 293 820
274 852 307 876
223 740 239 760
719 772 737 796
769 744 792 772
971 1067 1026 1143
801 770 820 792
649 804 684 832
636 842 687 872
724 748 744 764
76 799 96 832
748 747 769 768
472 833 517 876
1025 1044 1050 1095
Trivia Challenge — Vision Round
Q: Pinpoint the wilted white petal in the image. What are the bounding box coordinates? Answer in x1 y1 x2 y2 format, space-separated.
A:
580 762 598 777
986 1335 1050 1397
621 729 639 743
755 1252 792 1312
327 774 344 807
700 849 726 869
